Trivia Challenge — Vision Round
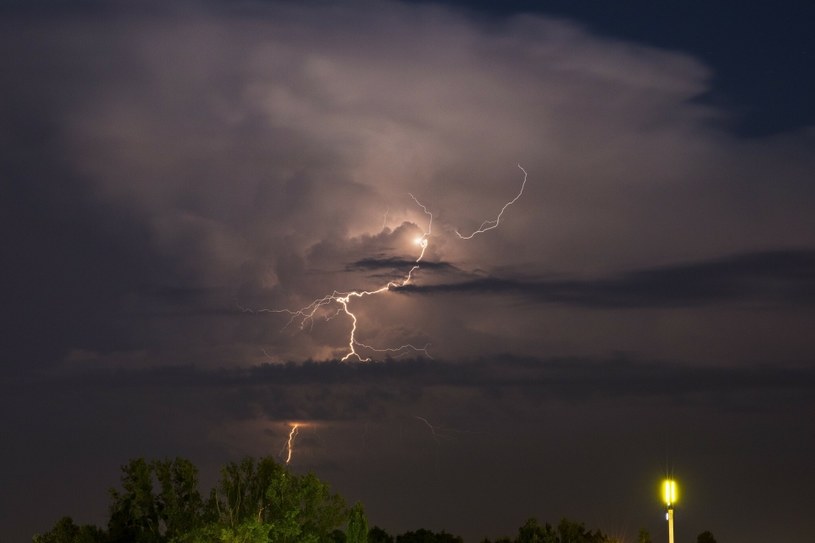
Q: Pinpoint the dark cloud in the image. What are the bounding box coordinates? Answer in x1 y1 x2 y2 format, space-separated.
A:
348 257 457 272
22 354 815 406
395 249 815 308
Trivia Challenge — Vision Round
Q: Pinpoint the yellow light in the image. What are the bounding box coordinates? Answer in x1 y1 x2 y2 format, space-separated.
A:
663 479 678 506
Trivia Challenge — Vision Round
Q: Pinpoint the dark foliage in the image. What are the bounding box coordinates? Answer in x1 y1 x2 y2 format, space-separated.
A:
481 517 614 543
34 456 349 543
395 528 463 543
35 461 622 543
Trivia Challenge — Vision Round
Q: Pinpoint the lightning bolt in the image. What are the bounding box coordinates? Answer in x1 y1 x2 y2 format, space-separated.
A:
263 194 433 362
414 415 475 441
414 416 441 444
247 165 529 361
285 423 300 464
455 164 528 239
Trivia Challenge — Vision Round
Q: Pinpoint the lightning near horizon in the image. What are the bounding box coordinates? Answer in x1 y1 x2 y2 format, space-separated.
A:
285 423 300 464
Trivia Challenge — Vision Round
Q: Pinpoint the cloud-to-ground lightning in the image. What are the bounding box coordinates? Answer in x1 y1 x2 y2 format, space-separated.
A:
455 164 528 239
284 423 300 464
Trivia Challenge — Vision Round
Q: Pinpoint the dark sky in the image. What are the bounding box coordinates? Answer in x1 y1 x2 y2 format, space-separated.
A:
2 1 814 542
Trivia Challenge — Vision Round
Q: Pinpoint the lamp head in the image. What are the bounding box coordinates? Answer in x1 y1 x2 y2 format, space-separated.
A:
663 479 678 507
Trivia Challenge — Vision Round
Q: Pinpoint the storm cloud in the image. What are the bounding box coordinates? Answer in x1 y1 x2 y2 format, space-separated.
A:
4 0 815 367
2 1 814 542
394 249 815 308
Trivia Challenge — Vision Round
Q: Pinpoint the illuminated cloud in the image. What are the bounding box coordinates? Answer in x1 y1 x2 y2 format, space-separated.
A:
2 3 815 541
3 0 813 364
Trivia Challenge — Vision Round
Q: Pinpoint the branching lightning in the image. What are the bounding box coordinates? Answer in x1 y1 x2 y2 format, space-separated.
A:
455 164 528 239
264 194 434 362
249 165 528 362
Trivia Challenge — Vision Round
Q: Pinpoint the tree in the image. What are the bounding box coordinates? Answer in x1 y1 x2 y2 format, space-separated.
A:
216 457 347 543
40 458 628 543
218 457 272 528
107 458 212 543
368 526 394 543
517 518 547 543
153 458 211 540
696 531 717 543
555 518 608 543
217 518 272 543
33 517 104 543
346 503 368 543
108 458 162 543
287 472 347 541
636 530 652 543
40 455 350 543
395 528 463 543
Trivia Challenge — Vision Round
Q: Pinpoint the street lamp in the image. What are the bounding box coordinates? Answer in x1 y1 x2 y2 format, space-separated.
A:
662 479 678 543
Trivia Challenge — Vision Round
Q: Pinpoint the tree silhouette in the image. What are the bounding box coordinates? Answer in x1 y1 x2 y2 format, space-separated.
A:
346 503 368 543
368 526 394 543
395 528 463 543
482 517 614 543
35 456 351 543
32 517 104 543
36 461 624 543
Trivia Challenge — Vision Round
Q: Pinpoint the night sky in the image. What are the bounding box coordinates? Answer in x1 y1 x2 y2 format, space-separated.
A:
2 1 815 542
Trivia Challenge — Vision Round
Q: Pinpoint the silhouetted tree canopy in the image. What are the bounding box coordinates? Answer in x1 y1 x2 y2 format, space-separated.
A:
36 460 624 543
346 503 368 543
35 457 351 543
481 517 615 543
33 517 105 543
696 531 717 543
395 528 463 543
368 526 394 543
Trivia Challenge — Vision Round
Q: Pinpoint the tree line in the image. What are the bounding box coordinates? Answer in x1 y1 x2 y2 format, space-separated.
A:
33 457 716 543
35 457 356 543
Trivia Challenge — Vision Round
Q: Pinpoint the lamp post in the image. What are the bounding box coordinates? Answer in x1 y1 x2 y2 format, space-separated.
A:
662 479 677 543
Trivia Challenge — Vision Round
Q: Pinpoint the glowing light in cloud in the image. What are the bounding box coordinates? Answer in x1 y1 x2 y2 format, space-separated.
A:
264 194 434 362
248 166 529 361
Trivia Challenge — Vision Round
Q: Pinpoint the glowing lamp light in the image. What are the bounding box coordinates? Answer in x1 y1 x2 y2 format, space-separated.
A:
663 479 678 507
662 478 678 543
